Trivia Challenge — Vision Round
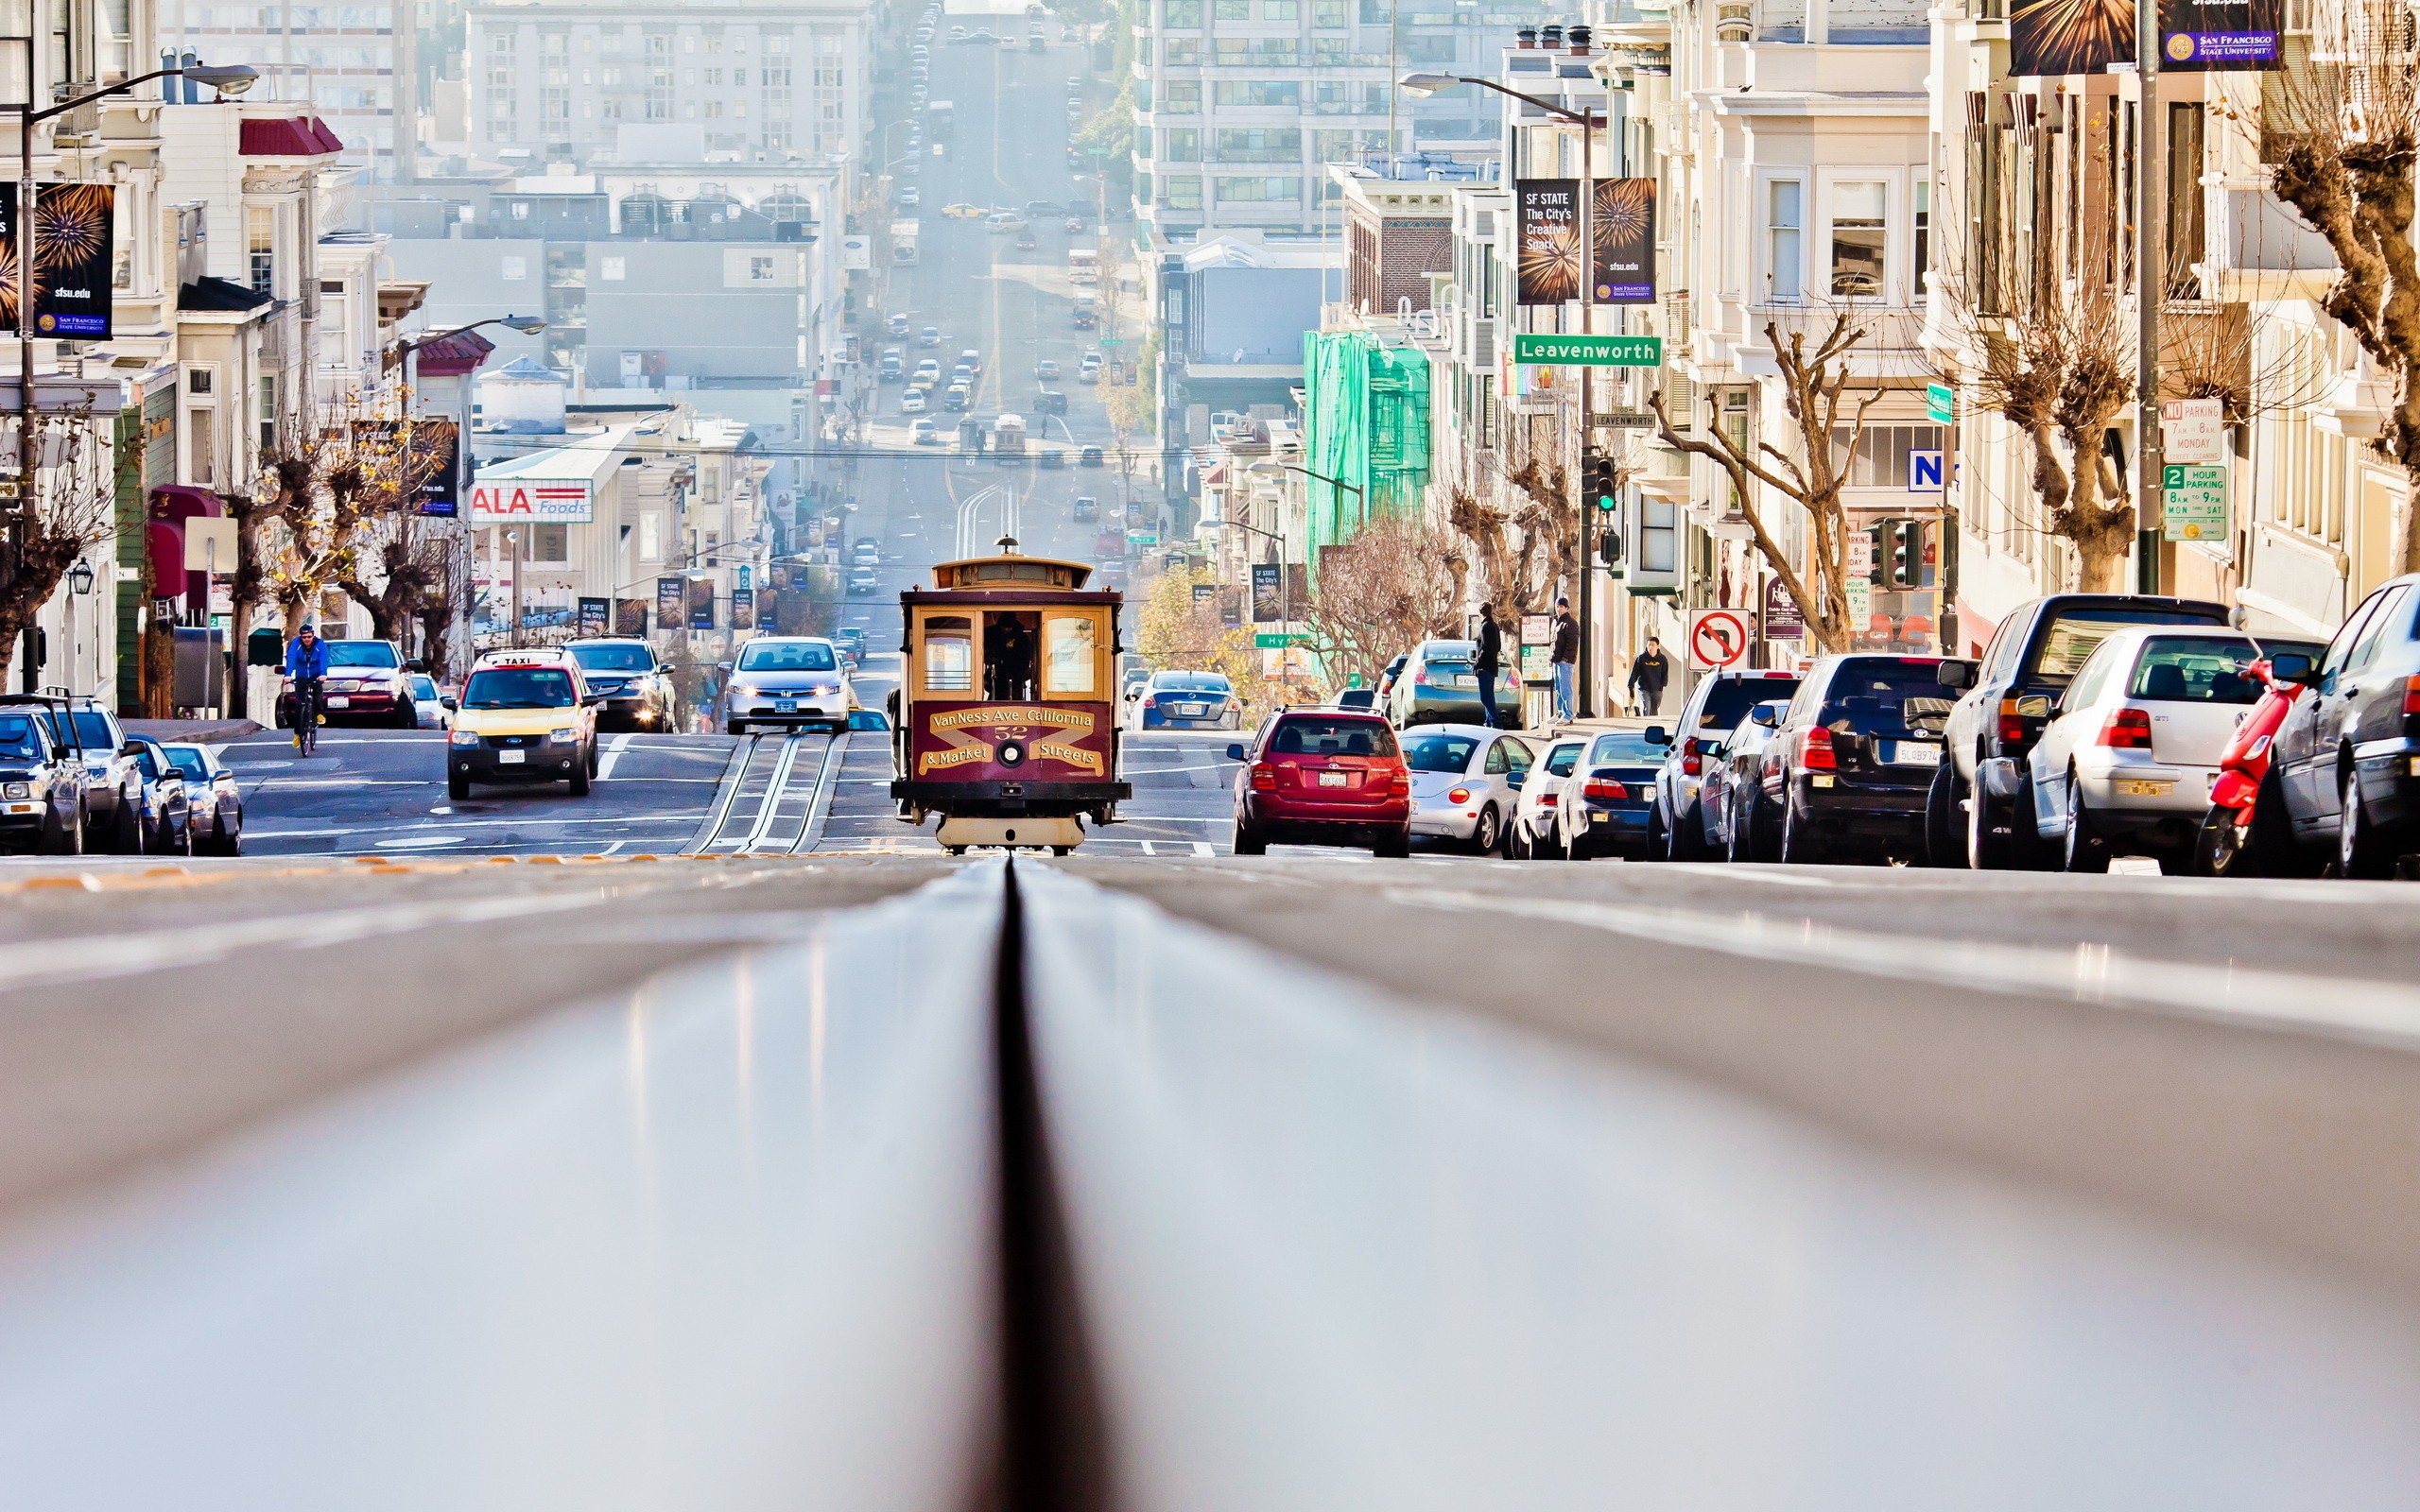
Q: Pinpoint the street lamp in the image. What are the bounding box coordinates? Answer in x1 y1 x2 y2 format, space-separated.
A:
1401 70 1607 717
7 59 257 689
1280 463 1365 529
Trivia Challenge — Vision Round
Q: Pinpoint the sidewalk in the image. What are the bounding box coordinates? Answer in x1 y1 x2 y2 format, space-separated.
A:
123 717 264 745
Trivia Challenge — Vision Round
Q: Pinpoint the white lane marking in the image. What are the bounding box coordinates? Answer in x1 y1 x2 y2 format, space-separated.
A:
596 731 635 781
1140 840 1158 855
373 834 469 850
1384 885 2420 1052
1192 842 1215 856
251 779 433 789
598 840 626 855
0 890 624 991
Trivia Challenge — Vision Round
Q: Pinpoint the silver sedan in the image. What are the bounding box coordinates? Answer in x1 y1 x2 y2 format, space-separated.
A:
1402 724 1534 854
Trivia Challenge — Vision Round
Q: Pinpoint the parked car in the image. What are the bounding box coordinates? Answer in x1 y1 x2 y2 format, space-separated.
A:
1132 669 1241 730
1403 725 1532 853
159 741 243 854
1707 699 1794 862
11 696 145 851
2268 572 2420 877
1509 735 1583 858
1385 639 1522 729
1333 688 1378 713
719 636 857 735
123 736 195 854
1554 726 1667 860
2023 627 2325 873
278 637 416 727
1760 655 1958 864
565 638 676 731
1374 653 1409 703
409 674 450 730
0 700 99 852
1646 667 1802 859
1229 709 1411 857
1931 593 2232 868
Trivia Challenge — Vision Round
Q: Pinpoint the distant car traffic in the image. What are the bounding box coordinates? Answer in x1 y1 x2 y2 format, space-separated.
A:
1230 709 1411 857
911 418 940 445
280 638 416 728
1333 688 1378 713
1035 358 1062 380
719 636 856 735
848 566 881 596
1079 445 1105 467
1402 725 1532 854
1132 670 1241 730
563 638 675 731
900 388 927 413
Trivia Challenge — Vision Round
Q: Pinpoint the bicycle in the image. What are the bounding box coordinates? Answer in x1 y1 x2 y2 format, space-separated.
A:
291 678 322 756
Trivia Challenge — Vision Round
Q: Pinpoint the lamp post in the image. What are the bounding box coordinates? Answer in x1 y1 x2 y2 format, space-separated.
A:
6 59 256 691
401 315 540 670
1280 463 1365 530
64 553 89 696
1401 71 1605 715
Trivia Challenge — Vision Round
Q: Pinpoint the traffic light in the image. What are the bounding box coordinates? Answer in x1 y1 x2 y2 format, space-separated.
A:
1598 526 1623 569
1876 519 1926 590
1583 451 1622 515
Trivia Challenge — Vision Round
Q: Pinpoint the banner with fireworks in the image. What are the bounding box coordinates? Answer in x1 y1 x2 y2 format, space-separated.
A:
614 597 649 636
1592 179 1656 304
0 182 116 338
2010 0 2281 74
1516 180 1582 306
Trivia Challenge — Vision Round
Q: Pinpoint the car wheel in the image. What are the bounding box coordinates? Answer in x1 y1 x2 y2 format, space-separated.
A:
392 700 417 729
2339 764 2394 880
1777 799 1822 865
1723 796 1751 863
1507 821 1530 861
448 771 471 800
109 794 141 854
1470 804 1501 855
588 743 600 777
2062 771 2111 873
1668 799 1708 861
1965 765 2012 870
1231 821 1267 856
568 761 591 797
1927 760 1968 868
179 813 196 856
39 797 78 855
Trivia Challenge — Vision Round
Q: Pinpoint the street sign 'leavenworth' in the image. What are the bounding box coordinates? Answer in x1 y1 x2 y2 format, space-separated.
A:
1512 335 1663 368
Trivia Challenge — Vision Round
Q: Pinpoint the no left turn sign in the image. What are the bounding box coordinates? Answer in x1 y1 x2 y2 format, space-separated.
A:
1687 609 1751 671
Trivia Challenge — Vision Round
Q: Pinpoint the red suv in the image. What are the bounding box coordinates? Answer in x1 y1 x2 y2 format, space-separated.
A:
1229 711 1411 856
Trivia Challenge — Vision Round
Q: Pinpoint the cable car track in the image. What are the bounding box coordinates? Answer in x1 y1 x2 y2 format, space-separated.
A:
688 731 848 854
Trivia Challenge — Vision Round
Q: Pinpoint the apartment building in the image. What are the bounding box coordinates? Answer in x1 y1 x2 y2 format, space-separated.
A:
163 0 415 180
463 0 873 166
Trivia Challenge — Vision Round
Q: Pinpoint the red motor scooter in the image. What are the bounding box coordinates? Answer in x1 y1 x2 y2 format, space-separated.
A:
2192 646 2321 877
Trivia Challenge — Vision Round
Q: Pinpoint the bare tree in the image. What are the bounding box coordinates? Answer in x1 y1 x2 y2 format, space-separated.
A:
1300 513 1466 688
0 406 124 686
1651 314 1881 652
2263 0 2420 574
1445 455 1583 619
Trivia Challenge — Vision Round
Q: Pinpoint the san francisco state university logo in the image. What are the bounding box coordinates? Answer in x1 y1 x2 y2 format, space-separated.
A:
919 706 1103 776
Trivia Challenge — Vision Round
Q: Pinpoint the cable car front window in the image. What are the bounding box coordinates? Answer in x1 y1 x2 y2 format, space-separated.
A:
924 615 974 692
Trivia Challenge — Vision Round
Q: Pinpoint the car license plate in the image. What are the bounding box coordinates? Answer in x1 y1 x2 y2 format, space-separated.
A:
324 696 350 708
1455 675 1478 689
1176 704 1204 716
776 699 798 713
1884 740 1939 765
498 749 527 765
1319 770 1349 788
2115 778 2174 798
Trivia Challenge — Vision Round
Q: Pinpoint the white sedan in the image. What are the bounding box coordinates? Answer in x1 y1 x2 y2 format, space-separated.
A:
1403 725 1533 854
1509 735 1583 859
2026 626 2325 872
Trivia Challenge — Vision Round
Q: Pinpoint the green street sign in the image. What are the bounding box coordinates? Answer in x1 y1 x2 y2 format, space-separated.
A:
1099 336 1125 346
2161 462 2228 542
1253 631 1306 648
1513 334 1663 368
1926 382 1955 425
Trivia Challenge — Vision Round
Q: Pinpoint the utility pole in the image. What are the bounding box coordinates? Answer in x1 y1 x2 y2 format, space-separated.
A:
2134 7 2164 594
1576 106 1599 718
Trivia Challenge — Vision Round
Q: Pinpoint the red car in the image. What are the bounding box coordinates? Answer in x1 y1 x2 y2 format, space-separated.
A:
1229 709 1411 856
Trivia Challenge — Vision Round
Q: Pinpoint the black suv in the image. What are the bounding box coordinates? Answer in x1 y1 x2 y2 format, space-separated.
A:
1931 593 2230 868
1752 655 1957 864
0 698 98 852
2270 573 2420 877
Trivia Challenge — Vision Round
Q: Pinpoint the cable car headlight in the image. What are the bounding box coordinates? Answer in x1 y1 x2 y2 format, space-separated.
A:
997 740 1027 766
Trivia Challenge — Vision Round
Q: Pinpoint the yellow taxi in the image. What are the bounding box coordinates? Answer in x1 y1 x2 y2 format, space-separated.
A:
445 648 602 799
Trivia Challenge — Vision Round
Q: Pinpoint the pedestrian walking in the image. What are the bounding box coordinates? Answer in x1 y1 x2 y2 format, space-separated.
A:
1474 602 1504 730
1550 598 1579 722
1628 634 1671 716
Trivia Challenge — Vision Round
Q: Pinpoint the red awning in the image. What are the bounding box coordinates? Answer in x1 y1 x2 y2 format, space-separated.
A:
146 521 187 601
149 483 222 522
238 116 342 157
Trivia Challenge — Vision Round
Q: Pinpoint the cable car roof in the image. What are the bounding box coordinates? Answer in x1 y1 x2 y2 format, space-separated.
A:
928 553 1094 591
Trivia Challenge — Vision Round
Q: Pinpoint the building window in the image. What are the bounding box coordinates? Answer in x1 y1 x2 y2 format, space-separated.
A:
246 205 274 295
1264 0 1297 16
1827 180 1887 298
1831 423 1948 488
1215 0 1249 17
530 524 569 562
1165 0 1201 23
1163 175 1203 210
1214 176 1297 203
258 375 278 455
1912 176 1929 301
187 367 215 396
1313 0 1346 23
1165 127 1199 162
1766 180 1803 301
1163 35 1198 62
189 419 214 487
1165 79 1201 112
749 255 776 280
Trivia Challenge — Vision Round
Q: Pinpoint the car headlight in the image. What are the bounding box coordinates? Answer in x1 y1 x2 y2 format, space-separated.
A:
450 730 480 747
3 782 27 799
548 728 578 743
728 682 757 698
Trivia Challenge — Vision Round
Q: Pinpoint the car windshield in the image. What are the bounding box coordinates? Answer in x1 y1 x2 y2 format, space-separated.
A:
1425 642 1478 662
1587 732 1664 765
1699 677 1800 731
324 641 401 668
1821 659 1956 734
1268 716 1397 759
134 747 164 781
1155 674 1230 692
464 668 577 708
738 641 838 672
570 644 655 673
2031 609 2227 682
163 747 210 781
0 714 42 761
1402 733 1479 772
71 712 113 748
410 676 440 699
2126 636 2299 703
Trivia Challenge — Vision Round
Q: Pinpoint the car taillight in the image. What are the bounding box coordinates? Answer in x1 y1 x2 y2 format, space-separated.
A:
1250 764 1278 790
1802 724 1837 771
1997 697 2029 746
1447 785 1472 804
1386 766 1410 796
1141 696 1156 709
1539 792 1558 806
2404 675 2420 715
1681 736 1702 777
2098 706 2153 749
1582 777 1628 801
1413 670 1429 685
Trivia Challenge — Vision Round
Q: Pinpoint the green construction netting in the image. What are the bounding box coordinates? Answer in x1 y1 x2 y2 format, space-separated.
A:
1301 329 1431 567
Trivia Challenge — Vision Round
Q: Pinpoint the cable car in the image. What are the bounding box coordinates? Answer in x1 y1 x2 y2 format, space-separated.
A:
890 538 1131 853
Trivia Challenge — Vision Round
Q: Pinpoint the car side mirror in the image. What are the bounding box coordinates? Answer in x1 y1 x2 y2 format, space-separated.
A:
717 661 735 673
406 659 428 674
2229 606 2252 631
441 696 458 710
1225 742 1247 762
2268 651 2316 685
1642 725 1669 747
2014 693 2054 719
1508 769 1528 788
1749 703 1783 729
1937 660 1978 691
117 740 144 757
